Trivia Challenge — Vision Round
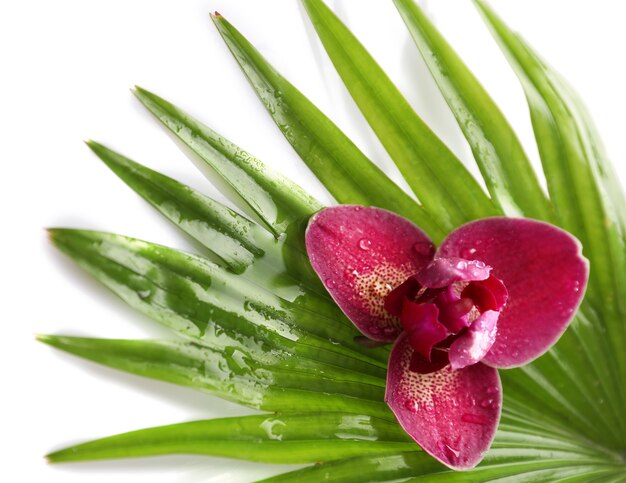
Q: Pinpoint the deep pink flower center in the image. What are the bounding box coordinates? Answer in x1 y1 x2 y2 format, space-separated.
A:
384 257 508 373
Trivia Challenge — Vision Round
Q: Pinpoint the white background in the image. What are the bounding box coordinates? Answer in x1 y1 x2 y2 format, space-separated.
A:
1 1 625 482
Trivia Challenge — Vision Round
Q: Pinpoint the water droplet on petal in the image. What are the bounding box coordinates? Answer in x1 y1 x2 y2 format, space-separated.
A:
437 442 460 460
461 413 488 425
486 385 499 395
455 260 467 270
325 278 336 289
474 260 486 269
404 400 419 413
413 241 433 257
461 247 477 258
358 238 372 251
480 398 494 408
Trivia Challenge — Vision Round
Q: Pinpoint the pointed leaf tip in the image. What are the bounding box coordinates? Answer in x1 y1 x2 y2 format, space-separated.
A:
133 85 322 235
35 334 52 344
46 227 61 244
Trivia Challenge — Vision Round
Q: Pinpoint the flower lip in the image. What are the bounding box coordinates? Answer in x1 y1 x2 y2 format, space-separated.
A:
384 257 507 373
385 334 502 471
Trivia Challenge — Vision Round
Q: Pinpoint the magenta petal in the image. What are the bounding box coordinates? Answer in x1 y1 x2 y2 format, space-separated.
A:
305 206 434 342
384 277 420 318
435 286 472 333
463 276 508 312
417 257 491 289
440 217 589 367
401 301 448 360
409 348 450 374
449 310 499 370
386 334 501 470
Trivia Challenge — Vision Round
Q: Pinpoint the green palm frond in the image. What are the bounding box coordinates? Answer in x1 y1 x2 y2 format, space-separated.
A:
211 14 443 239
42 0 626 481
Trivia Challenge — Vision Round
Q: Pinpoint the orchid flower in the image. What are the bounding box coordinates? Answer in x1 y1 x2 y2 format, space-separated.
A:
305 205 588 470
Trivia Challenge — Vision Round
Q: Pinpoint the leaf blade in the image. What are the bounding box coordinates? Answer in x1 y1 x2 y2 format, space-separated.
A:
474 0 626 444
260 442 620 482
47 228 388 376
86 140 353 317
210 13 446 242
38 335 391 417
46 413 413 464
134 86 321 237
392 0 551 220
301 0 498 229
87 140 268 275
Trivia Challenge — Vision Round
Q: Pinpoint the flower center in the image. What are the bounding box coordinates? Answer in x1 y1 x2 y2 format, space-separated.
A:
384 257 508 373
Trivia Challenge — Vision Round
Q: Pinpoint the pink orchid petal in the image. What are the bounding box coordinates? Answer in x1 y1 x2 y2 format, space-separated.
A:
417 257 491 289
386 334 501 470
305 206 434 342
384 277 420 318
401 301 448 360
409 348 450 374
435 286 472 333
462 276 508 312
449 310 499 370
439 218 588 368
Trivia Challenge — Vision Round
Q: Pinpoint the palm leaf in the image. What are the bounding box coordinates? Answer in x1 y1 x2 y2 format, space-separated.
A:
38 335 389 417
300 0 497 230
392 0 551 220
42 1 626 481
48 228 387 372
259 448 623 482
46 412 413 464
87 139 304 277
86 140 356 328
211 12 446 242
133 86 321 237
474 0 626 443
